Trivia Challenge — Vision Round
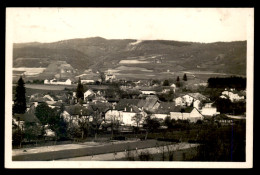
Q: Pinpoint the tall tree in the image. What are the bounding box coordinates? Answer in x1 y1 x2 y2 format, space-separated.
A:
143 116 160 140
183 73 187 81
76 78 84 101
13 77 26 114
100 72 106 84
132 113 144 133
176 76 181 87
24 121 41 144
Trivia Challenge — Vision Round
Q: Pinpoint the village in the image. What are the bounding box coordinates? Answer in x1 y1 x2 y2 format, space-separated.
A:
12 63 247 161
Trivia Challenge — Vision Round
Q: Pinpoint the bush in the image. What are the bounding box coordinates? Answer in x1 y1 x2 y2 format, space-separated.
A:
191 123 246 161
111 136 126 140
157 138 180 143
138 151 153 161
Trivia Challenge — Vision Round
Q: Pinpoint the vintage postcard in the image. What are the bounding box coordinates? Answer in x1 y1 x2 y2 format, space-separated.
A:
5 8 254 168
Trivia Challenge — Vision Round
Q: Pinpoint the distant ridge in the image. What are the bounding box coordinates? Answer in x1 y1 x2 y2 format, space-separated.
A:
13 37 247 75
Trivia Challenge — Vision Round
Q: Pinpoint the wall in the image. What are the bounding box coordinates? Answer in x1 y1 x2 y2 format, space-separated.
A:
151 114 168 120
189 109 203 122
201 107 218 116
122 112 136 126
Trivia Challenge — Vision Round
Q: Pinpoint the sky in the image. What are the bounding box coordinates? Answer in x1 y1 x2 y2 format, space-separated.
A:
7 8 253 43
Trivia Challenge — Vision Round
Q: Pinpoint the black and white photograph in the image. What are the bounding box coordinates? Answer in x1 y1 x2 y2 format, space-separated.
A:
5 8 254 168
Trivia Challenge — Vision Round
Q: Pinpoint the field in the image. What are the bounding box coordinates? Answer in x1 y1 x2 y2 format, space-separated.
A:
25 84 76 91
13 67 46 76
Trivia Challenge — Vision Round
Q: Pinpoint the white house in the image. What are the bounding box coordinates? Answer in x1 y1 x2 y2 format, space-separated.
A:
175 93 207 110
201 103 220 116
84 89 95 100
170 107 203 123
44 79 49 84
220 91 245 102
43 94 54 101
175 97 183 106
141 90 157 95
105 73 116 81
81 79 95 84
106 103 146 126
44 78 72 85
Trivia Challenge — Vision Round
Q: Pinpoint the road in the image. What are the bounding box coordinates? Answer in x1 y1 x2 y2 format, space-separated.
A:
12 140 198 161
58 143 199 161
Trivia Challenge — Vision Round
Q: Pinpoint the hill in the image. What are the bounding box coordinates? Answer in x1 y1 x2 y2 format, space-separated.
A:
13 37 247 76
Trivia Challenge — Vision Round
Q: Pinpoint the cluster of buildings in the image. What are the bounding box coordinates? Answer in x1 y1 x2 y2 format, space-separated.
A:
220 88 246 102
14 67 247 136
13 86 223 135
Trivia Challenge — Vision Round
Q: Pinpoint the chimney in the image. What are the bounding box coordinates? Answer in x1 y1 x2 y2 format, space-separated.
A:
124 107 126 112
131 108 133 112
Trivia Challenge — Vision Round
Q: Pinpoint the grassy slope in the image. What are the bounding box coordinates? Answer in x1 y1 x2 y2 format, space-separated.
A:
13 37 247 76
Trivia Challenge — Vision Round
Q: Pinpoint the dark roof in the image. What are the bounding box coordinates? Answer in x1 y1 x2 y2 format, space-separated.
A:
13 113 40 123
137 98 160 110
172 106 194 113
58 79 70 82
107 98 120 102
116 99 140 111
65 104 83 115
89 102 112 113
155 102 176 114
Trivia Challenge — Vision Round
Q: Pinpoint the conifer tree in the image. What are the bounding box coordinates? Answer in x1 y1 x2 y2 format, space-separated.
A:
183 73 187 81
13 77 26 114
76 78 84 101
176 76 181 87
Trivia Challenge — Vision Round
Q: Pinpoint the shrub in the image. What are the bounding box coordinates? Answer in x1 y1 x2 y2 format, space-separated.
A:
138 151 153 161
157 138 180 143
111 136 126 140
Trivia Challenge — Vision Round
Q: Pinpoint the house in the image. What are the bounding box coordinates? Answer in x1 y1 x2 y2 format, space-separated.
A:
44 78 72 85
138 87 159 95
105 109 123 124
43 94 54 101
105 73 116 82
220 91 245 102
137 96 161 112
151 102 176 121
64 104 93 125
76 71 101 84
175 93 208 110
170 106 203 123
113 99 146 126
84 89 95 100
12 103 41 130
201 103 220 117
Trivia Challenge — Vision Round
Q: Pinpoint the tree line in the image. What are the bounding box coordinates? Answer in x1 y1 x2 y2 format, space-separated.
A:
208 76 246 89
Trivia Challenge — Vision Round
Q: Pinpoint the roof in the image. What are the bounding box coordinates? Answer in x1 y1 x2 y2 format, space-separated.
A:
88 102 112 113
137 98 160 110
58 79 70 82
13 112 40 123
138 86 162 92
55 94 68 101
115 99 140 111
65 104 84 115
171 106 195 113
187 93 207 101
155 102 176 114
